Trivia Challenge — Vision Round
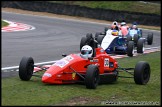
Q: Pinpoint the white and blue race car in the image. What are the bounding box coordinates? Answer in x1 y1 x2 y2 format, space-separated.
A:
80 29 144 57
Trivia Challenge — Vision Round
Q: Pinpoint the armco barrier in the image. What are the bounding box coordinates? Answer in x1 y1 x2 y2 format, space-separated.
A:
2 1 161 26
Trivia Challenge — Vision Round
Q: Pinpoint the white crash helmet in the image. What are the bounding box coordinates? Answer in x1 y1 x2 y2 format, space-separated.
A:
121 22 126 26
132 25 137 29
112 21 118 26
81 45 93 59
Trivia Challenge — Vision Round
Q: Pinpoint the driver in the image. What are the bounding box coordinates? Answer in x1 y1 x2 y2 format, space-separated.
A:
111 21 119 30
130 22 138 30
119 21 129 36
111 30 119 36
80 45 93 59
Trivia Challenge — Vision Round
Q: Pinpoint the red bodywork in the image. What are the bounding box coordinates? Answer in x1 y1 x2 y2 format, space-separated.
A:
41 47 118 84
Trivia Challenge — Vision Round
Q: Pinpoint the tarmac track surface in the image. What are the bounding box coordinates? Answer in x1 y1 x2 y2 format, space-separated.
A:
1 11 161 78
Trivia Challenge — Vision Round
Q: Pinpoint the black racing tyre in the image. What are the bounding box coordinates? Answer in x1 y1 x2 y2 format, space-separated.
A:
19 56 34 81
147 33 153 45
139 29 143 37
97 35 105 45
86 33 93 40
137 39 144 53
104 27 108 34
127 35 132 43
95 32 101 40
127 41 134 57
80 36 87 51
134 34 139 44
134 61 150 85
85 65 100 89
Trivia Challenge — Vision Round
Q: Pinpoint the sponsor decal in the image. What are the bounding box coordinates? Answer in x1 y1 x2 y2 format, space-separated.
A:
43 73 52 77
104 58 109 67
64 55 74 61
100 49 105 53
90 59 99 62
72 72 76 79
53 60 69 68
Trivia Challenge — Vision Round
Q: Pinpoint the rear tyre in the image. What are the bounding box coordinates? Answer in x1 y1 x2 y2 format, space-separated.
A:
104 27 108 34
19 56 34 81
95 32 101 40
137 39 144 53
127 41 134 57
147 33 153 45
127 35 132 42
86 33 93 40
139 29 142 37
134 34 139 45
85 65 99 89
134 61 150 85
97 35 105 45
80 37 87 50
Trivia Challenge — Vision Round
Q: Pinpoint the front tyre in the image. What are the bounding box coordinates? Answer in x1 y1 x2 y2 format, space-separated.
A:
134 34 139 45
85 65 99 89
137 39 144 53
19 56 34 81
134 61 150 85
147 33 153 45
127 41 134 57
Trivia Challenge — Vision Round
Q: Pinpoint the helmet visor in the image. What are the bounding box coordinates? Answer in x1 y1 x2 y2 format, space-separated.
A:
81 50 92 55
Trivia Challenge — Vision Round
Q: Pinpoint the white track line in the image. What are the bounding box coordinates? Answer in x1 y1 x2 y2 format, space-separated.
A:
2 19 35 32
1 46 160 72
2 60 58 71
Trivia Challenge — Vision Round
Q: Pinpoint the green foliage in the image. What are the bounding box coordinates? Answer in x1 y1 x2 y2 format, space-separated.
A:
50 1 160 15
1 20 9 27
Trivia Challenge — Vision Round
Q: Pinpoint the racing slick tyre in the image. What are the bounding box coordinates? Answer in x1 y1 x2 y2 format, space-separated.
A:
127 41 134 57
96 35 105 45
147 33 153 45
137 39 144 53
85 65 100 89
86 33 93 40
134 61 150 85
139 29 142 37
134 34 139 45
127 35 132 42
80 36 88 51
95 32 101 40
104 27 108 34
19 56 34 81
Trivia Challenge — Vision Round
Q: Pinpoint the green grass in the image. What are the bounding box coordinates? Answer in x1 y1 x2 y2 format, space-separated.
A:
2 51 161 106
1 20 9 27
50 1 161 15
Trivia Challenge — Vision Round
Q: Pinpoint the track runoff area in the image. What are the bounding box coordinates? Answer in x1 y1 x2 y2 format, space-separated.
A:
1 20 160 73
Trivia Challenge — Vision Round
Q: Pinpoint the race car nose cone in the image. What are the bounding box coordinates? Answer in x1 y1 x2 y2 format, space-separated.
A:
42 73 53 83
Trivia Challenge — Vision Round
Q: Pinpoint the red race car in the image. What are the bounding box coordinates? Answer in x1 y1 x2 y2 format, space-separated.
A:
19 44 150 89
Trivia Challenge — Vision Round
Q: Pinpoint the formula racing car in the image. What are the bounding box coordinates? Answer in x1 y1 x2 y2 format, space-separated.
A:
128 26 153 45
19 43 150 89
81 30 144 57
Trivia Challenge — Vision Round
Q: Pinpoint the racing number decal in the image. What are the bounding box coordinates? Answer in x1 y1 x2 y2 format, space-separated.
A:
104 58 109 67
72 72 76 79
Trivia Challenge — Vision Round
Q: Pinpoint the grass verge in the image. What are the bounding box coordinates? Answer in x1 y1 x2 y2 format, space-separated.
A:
1 20 9 27
50 1 160 15
2 51 161 106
